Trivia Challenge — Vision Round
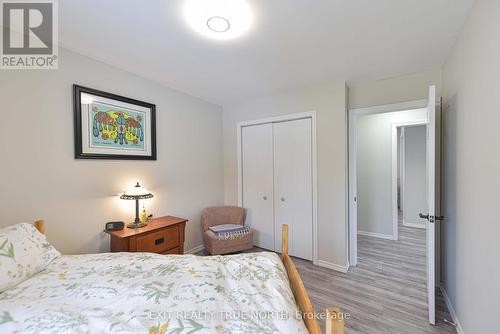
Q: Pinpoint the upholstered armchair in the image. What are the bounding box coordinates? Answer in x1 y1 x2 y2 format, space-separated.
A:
201 206 253 255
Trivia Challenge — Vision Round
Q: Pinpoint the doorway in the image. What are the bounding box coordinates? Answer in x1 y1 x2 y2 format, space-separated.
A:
348 86 440 325
349 105 428 249
396 123 428 231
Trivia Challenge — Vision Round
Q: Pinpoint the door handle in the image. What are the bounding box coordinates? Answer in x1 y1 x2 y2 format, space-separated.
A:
419 213 429 220
419 213 444 223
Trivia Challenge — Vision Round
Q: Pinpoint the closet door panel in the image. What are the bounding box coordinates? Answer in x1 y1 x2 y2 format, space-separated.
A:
241 123 275 250
273 118 313 260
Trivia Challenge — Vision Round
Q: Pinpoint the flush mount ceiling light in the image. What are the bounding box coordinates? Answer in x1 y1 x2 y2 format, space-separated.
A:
207 16 230 32
184 0 253 40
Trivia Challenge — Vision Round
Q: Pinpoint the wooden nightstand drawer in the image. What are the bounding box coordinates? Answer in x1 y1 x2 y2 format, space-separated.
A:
136 227 179 253
106 216 187 255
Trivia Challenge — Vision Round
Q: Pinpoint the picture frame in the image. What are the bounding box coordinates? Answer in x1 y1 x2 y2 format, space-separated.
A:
73 85 157 160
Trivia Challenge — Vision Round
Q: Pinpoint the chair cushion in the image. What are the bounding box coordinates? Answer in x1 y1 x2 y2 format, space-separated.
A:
0 223 61 292
208 224 247 234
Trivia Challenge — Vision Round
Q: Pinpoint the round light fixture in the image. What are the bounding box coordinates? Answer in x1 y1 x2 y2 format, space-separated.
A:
184 0 253 40
207 16 230 33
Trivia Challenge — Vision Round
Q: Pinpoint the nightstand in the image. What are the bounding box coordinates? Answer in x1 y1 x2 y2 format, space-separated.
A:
105 216 187 254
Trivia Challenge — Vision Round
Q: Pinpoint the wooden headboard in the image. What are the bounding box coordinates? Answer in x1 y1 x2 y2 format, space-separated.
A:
34 220 45 235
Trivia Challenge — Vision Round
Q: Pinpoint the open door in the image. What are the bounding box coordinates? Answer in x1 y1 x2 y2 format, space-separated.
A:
421 85 437 324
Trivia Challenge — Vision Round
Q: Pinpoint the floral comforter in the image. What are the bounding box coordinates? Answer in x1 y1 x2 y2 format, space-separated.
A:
0 252 308 334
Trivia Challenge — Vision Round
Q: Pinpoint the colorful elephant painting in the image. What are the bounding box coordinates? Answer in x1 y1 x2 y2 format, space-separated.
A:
91 104 145 148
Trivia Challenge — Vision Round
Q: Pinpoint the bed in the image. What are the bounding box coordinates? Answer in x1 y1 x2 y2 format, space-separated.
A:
0 220 344 334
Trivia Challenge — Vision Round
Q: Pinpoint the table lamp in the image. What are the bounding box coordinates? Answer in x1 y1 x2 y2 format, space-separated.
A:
120 182 153 228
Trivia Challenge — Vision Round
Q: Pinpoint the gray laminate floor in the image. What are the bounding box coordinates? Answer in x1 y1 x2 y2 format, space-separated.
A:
197 214 456 334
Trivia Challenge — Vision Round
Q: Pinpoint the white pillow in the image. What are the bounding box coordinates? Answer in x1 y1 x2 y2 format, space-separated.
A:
0 223 61 292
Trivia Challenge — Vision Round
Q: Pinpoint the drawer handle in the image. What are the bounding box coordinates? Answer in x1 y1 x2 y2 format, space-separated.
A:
155 237 165 245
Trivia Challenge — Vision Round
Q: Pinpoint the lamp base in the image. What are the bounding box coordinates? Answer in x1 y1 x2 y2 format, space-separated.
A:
127 222 147 229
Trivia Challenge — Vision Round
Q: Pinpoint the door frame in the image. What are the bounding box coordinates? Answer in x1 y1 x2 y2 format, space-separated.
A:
392 121 428 235
348 100 428 266
236 111 318 263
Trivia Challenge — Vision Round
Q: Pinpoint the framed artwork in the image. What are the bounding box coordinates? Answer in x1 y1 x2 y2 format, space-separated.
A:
74 85 156 160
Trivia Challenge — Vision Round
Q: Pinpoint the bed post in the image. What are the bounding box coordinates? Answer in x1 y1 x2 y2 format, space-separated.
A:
281 224 344 334
326 308 345 334
34 220 45 235
282 224 289 255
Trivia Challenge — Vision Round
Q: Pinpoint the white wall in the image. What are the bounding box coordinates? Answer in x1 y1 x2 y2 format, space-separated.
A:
356 109 427 237
223 82 348 269
442 0 500 333
403 125 427 226
0 48 224 255
349 68 442 109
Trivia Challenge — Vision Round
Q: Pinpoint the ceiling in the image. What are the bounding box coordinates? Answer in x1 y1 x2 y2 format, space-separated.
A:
59 0 475 105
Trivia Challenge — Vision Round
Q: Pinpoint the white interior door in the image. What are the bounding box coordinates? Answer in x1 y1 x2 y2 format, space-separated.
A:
273 118 313 260
241 123 275 250
426 85 437 325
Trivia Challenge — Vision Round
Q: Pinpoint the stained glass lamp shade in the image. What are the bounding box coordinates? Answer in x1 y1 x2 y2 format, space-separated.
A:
120 182 153 228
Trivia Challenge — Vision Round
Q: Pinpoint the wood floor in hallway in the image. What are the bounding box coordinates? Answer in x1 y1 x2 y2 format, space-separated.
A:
197 217 456 334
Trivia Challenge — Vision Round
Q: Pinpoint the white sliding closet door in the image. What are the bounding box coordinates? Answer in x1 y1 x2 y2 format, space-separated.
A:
273 118 313 260
241 123 275 250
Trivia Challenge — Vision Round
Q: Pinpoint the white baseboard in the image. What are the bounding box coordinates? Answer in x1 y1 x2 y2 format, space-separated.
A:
314 260 349 273
440 284 464 334
357 230 396 240
185 244 205 254
402 220 427 229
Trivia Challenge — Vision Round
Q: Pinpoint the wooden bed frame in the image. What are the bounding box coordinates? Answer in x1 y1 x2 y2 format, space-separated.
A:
33 220 344 334
280 224 344 334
